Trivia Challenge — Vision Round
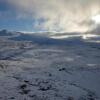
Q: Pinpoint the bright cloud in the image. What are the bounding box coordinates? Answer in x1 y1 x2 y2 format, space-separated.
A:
7 0 100 32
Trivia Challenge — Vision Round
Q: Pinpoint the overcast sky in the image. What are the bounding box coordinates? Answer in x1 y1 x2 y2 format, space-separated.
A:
0 0 100 33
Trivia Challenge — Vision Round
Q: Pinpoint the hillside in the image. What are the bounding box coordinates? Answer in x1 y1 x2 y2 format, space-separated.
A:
0 30 100 100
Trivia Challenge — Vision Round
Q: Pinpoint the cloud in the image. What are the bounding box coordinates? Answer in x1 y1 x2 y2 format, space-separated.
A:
90 24 100 35
7 0 100 32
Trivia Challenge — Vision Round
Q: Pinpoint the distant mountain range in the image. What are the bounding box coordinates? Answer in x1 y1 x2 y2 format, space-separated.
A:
0 29 100 45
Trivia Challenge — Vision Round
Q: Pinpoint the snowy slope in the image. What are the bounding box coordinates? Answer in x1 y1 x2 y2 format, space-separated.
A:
0 30 100 100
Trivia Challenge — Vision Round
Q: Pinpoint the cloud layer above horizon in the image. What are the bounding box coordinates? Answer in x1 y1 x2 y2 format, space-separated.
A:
1 0 100 33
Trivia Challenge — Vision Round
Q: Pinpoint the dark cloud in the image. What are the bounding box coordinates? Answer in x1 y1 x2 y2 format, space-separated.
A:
90 25 100 35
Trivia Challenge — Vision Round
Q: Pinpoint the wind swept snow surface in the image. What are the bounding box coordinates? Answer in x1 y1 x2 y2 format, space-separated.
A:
0 31 100 100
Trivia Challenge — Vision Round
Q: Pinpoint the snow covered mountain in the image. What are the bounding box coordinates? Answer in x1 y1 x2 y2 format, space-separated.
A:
0 30 100 100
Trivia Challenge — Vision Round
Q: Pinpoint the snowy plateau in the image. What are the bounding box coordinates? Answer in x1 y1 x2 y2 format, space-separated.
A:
0 30 100 100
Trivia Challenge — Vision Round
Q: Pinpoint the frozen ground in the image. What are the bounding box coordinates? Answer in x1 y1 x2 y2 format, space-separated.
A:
0 30 100 100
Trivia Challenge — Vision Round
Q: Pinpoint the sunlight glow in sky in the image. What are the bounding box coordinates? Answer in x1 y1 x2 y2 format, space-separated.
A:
92 15 100 24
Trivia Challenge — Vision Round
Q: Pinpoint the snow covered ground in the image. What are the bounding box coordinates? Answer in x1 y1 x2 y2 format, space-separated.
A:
0 30 100 100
